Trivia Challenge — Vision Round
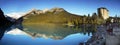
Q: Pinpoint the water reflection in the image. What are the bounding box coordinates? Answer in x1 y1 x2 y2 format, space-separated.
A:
23 24 95 40
0 24 97 45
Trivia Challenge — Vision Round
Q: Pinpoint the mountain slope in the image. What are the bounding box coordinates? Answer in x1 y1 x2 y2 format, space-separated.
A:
23 7 83 25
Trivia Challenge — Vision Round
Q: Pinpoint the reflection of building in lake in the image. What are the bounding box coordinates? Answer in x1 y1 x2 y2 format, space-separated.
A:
98 7 109 20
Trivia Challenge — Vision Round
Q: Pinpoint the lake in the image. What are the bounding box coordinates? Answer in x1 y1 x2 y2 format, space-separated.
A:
0 24 97 45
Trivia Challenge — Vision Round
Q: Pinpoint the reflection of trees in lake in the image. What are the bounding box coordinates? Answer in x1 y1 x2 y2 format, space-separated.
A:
22 24 97 40
3 23 97 40
68 24 97 36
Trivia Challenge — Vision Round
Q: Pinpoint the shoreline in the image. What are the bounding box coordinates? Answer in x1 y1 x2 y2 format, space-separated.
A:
85 23 120 45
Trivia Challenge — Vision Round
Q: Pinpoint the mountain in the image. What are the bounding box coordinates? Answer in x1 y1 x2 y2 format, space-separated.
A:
0 8 13 40
23 7 83 25
5 15 16 22
0 8 13 26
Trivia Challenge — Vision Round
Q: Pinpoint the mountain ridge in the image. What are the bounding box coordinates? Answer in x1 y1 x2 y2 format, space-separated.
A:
23 7 83 25
25 7 67 15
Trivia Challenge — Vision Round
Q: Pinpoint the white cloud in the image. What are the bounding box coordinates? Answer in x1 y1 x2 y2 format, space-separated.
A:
6 12 26 19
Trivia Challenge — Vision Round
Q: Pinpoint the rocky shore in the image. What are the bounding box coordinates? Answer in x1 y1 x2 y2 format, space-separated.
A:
85 23 120 45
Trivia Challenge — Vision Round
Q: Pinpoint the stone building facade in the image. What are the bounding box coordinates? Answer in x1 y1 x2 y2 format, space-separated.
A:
98 7 109 20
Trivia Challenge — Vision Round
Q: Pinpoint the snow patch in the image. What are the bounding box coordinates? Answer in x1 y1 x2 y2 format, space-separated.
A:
6 12 26 19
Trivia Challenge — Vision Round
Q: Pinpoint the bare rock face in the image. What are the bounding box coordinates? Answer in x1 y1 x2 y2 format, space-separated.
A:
25 7 66 15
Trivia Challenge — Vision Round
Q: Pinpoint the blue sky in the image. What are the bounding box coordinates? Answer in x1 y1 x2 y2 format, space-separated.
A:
0 0 120 17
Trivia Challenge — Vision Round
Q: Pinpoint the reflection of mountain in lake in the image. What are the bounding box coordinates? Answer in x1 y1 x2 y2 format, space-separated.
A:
23 24 97 40
3 28 92 45
1 24 96 45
